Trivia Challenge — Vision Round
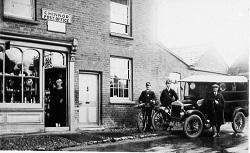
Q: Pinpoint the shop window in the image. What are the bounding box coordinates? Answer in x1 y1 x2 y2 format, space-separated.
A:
3 0 35 21
110 0 131 36
1 47 40 105
110 57 132 103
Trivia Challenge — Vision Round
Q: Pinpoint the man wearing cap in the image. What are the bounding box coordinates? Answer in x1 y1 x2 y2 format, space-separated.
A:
139 82 157 131
207 83 225 137
160 78 178 108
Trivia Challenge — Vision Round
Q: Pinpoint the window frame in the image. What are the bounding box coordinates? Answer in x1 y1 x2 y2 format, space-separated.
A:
110 56 133 104
110 0 132 37
0 47 42 108
3 0 36 22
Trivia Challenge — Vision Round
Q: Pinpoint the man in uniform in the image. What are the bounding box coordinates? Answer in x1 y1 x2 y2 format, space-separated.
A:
139 82 157 131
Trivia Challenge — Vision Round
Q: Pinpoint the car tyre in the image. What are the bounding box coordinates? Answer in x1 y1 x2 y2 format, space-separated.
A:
184 115 203 138
152 111 169 131
232 111 245 133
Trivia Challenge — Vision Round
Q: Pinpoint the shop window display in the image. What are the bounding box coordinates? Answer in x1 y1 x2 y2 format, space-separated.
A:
1 48 40 104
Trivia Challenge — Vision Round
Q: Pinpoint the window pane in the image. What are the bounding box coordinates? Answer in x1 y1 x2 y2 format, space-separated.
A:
124 89 128 97
5 48 22 76
110 88 114 97
11 2 32 18
124 80 128 88
111 0 128 5
5 77 21 103
23 50 40 103
44 51 66 68
110 2 128 24
24 78 39 103
0 78 2 103
119 88 123 97
0 51 3 103
0 52 3 74
114 88 118 97
4 0 34 19
23 50 40 77
110 23 127 34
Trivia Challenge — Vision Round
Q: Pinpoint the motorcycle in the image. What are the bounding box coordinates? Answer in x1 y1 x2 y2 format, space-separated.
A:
134 100 156 132
152 105 172 131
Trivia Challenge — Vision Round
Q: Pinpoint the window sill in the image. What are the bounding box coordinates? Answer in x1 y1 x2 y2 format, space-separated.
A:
4 14 39 24
110 32 134 40
110 97 135 104
0 103 42 109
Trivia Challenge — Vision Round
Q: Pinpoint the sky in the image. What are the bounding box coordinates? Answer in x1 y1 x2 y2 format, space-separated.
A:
157 0 249 67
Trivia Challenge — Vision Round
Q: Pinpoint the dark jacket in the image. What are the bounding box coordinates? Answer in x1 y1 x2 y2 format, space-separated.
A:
207 92 225 125
139 90 156 108
160 88 178 108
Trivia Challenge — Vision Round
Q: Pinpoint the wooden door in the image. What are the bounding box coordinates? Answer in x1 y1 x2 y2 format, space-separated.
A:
79 73 99 127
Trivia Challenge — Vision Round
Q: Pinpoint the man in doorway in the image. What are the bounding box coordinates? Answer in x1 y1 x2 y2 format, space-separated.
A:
139 82 157 131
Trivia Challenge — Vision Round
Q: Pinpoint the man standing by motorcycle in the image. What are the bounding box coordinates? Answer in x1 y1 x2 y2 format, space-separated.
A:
160 78 179 108
160 78 179 129
139 82 157 131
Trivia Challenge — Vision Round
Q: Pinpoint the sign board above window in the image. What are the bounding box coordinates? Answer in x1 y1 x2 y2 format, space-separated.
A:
42 8 72 24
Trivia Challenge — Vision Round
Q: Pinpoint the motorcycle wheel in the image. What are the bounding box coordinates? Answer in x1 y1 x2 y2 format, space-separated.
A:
137 112 146 132
152 111 169 131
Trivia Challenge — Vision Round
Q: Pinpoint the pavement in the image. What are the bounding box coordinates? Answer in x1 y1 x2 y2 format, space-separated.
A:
0 128 166 151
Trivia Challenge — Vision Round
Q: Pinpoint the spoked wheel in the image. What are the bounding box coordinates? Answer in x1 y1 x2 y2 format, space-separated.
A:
232 112 245 133
183 115 203 138
152 111 169 131
137 112 146 132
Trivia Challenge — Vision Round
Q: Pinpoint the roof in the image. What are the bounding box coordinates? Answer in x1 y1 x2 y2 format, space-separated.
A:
170 46 207 66
179 75 248 83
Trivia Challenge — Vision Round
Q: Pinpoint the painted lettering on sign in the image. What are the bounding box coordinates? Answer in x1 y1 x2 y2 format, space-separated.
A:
42 8 72 23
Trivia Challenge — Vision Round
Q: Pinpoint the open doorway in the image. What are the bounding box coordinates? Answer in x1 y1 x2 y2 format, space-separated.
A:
44 51 68 127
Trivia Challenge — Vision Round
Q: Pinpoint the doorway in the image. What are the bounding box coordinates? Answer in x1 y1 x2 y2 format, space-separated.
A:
78 73 100 128
44 51 68 128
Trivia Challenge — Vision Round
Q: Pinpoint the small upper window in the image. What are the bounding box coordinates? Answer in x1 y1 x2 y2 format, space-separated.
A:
110 0 131 36
4 0 35 21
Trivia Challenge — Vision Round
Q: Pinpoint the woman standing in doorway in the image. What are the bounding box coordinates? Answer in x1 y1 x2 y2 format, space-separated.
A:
51 78 66 127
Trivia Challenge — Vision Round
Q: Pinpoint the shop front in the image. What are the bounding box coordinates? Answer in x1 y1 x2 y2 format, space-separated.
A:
0 34 75 134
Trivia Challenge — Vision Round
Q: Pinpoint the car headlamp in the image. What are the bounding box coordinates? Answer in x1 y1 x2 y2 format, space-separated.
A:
180 110 185 117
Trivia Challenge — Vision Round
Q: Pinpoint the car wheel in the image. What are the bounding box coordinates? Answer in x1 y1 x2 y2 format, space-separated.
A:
232 111 245 133
137 112 146 132
183 115 203 138
152 111 169 131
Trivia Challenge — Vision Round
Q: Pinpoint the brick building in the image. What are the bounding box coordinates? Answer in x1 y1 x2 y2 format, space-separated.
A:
0 0 228 134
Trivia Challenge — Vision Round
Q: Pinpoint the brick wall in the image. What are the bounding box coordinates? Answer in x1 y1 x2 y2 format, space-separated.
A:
0 0 228 130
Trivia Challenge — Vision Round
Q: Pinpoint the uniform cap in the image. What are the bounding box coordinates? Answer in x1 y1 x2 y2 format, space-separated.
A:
212 84 219 88
165 78 172 84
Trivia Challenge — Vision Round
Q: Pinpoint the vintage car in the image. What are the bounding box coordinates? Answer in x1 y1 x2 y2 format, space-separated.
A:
152 75 248 138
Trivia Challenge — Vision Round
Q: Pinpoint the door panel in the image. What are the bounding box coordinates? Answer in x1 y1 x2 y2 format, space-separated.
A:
79 73 99 127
